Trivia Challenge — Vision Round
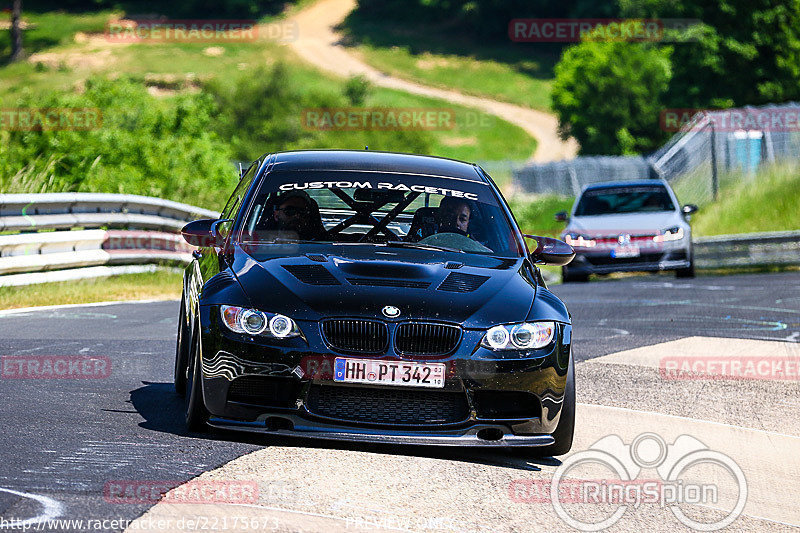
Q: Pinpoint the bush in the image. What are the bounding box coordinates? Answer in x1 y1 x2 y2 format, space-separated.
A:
0 78 237 210
204 63 432 161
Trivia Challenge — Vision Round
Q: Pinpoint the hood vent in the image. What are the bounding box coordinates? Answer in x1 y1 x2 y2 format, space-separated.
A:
283 264 340 285
437 272 489 293
347 278 430 289
444 261 463 270
305 253 327 262
201 270 235 296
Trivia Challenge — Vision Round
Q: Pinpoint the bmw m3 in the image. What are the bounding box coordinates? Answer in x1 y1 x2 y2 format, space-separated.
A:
175 150 576 455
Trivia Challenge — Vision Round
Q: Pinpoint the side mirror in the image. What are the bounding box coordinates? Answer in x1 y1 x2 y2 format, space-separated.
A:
554 211 569 222
524 235 575 266
181 219 231 247
682 204 698 215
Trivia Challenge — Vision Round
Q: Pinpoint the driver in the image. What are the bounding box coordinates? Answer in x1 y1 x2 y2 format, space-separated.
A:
436 197 471 236
271 190 327 241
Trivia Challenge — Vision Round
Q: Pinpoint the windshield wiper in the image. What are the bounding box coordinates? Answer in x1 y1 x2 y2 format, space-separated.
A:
385 241 464 253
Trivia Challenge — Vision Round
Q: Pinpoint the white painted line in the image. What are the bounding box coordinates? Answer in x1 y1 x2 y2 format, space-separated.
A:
0 297 179 316
0 487 63 527
587 336 800 369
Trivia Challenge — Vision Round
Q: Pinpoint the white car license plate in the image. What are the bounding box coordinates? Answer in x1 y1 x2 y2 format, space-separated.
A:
611 245 640 258
333 358 445 388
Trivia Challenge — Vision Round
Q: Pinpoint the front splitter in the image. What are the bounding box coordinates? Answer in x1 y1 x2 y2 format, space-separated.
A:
207 417 555 447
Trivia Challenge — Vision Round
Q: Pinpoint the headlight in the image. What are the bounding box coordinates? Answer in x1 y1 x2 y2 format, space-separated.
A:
220 305 300 338
653 226 685 243
564 233 596 248
481 322 556 351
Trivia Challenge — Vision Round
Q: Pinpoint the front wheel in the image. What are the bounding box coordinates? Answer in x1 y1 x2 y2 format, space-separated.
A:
174 295 190 396
675 258 695 278
184 327 209 432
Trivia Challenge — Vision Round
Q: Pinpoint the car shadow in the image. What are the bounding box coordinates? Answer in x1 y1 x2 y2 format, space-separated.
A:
129 381 560 471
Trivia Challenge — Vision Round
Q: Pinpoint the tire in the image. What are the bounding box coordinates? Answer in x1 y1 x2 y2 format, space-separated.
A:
174 295 190 396
184 326 209 432
562 266 589 283
533 355 575 457
675 258 695 278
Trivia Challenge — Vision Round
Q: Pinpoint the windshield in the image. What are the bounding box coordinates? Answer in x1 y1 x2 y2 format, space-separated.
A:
238 171 521 256
574 186 675 216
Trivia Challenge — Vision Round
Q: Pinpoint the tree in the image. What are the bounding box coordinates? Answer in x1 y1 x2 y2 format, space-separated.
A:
551 39 672 155
10 0 23 62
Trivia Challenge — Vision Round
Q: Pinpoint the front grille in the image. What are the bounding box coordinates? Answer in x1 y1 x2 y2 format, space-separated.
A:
346 278 430 289
586 253 663 266
227 376 300 408
322 319 388 353
306 385 469 425
395 322 461 356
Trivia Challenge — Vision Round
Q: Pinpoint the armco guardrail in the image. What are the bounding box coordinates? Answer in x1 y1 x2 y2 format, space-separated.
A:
693 230 800 269
0 193 219 286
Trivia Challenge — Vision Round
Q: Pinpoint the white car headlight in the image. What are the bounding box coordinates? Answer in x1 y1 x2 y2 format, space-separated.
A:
220 305 300 338
564 233 597 248
481 322 556 351
654 226 685 243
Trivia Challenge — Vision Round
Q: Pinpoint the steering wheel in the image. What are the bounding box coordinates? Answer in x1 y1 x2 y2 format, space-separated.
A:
418 232 493 253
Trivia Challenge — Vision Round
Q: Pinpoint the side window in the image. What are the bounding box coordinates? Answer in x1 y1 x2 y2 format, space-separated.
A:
218 161 259 240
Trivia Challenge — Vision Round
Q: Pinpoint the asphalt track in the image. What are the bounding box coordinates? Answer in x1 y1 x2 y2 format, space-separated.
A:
0 271 798 532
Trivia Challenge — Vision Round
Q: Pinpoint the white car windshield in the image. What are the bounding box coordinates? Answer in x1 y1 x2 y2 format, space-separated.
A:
575 186 675 216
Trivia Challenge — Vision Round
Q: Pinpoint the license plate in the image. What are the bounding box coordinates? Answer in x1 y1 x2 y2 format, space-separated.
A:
333 358 445 388
611 245 640 258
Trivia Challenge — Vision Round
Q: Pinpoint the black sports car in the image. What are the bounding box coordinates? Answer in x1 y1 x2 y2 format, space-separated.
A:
175 150 576 455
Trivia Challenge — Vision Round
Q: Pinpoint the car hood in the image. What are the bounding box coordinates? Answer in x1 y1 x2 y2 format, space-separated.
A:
565 211 684 236
229 243 538 328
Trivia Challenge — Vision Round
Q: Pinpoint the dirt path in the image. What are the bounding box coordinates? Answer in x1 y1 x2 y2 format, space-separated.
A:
286 0 578 162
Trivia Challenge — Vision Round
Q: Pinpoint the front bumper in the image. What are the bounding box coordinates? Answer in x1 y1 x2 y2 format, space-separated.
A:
197 307 572 446
207 415 556 447
568 248 691 275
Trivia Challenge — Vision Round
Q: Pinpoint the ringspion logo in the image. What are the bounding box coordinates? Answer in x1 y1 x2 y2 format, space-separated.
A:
510 433 747 531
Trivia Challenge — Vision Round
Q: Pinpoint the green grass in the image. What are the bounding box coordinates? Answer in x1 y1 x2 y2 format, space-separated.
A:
507 194 574 237
0 10 117 62
339 10 558 111
691 164 800 236
0 15 535 163
0 269 182 310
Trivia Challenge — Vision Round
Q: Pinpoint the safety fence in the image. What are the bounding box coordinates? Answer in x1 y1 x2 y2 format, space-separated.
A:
0 193 218 287
1 194 796 286
693 230 800 270
513 103 800 206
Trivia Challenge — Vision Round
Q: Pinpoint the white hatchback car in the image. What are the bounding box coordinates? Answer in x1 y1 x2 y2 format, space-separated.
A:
556 180 697 282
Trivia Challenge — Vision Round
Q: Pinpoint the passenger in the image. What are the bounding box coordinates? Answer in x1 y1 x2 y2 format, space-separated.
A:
270 190 327 241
